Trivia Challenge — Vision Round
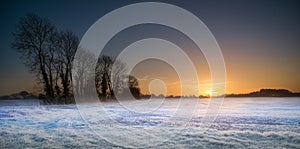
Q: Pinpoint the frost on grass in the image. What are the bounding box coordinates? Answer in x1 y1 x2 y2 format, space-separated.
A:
0 98 300 148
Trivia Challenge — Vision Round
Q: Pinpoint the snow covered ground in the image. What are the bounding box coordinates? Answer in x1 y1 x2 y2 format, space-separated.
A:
0 98 300 148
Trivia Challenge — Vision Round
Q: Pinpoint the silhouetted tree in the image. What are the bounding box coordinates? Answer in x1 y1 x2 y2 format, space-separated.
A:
12 14 80 104
101 73 107 98
111 60 127 95
72 48 96 97
96 55 127 98
55 84 61 96
12 14 143 102
101 56 114 96
45 29 59 98
56 31 79 99
12 14 57 98
128 75 141 99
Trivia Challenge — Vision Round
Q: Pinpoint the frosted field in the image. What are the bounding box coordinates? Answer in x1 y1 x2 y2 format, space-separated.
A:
0 98 300 148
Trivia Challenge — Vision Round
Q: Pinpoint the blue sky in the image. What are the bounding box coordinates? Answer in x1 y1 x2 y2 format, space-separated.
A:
1 0 299 95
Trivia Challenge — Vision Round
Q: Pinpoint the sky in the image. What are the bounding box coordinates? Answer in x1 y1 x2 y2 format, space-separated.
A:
0 0 299 96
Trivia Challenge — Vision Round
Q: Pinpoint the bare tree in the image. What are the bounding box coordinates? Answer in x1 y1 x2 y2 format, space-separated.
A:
45 30 59 98
96 55 127 99
100 73 108 98
111 59 127 96
96 56 114 97
12 14 140 102
56 31 79 99
128 75 141 99
72 48 96 97
12 14 57 98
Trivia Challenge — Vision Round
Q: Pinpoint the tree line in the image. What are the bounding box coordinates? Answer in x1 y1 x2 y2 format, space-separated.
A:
12 14 140 103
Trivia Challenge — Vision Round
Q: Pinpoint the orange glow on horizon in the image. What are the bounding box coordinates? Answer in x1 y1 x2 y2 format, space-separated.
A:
130 48 300 96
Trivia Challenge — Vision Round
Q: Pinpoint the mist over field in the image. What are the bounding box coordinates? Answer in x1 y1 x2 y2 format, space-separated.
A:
1 98 299 148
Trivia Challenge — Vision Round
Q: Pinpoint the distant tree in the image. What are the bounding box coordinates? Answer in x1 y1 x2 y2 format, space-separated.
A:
96 55 127 98
102 56 115 96
96 56 113 96
55 84 61 96
12 14 57 98
100 73 108 98
72 47 96 97
128 75 141 99
111 59 127 96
